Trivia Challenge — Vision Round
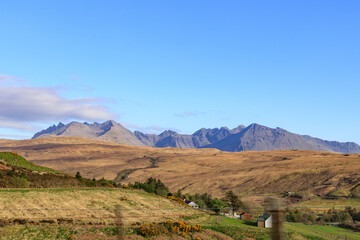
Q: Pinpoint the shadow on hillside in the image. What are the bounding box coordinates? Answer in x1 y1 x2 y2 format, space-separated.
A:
243 220 257 226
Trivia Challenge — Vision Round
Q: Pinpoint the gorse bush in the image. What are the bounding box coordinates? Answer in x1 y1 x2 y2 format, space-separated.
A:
137 220 201 237
163 195 188 206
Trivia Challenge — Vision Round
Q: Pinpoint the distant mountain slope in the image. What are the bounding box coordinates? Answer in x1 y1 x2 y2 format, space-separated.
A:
203 124 360 153
33 120 145 146
204 124 325 152
33 120 360 153
301 135 360 154
135 126 246 148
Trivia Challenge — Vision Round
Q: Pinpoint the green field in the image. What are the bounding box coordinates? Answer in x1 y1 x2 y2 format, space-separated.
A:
286 222 360 240
203 217 270 239
293 197 360 209
0 152 62 174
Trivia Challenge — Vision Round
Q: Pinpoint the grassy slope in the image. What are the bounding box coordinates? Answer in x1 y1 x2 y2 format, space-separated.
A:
292 197 360 209
1 137 360 200
286 222 360 240
199 217 360 240
0 152 62 174
0 152 116 188
0 188 225 240
1 188 360 239
203 217 270 239
0 188 200 225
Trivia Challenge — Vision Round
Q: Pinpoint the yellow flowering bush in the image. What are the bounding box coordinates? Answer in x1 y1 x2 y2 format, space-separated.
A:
162 196 189 206
137 220 201 237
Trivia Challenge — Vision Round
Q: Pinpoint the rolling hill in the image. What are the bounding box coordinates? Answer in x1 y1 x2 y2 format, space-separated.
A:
33 120 360 153
0 151 116 188
2 137 360 198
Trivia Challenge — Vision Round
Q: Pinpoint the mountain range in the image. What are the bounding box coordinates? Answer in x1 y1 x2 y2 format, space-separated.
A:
32 120 360 153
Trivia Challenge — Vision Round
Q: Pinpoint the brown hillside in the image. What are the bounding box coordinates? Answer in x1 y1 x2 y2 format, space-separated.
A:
1 137 360 197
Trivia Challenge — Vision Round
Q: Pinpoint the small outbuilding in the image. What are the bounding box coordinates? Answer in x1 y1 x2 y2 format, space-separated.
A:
239 212 251 221
257 213 272 228
185 200 199 209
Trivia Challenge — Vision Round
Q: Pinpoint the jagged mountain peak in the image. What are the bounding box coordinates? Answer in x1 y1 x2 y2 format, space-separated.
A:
102 119 117 126
32 120 144 146
231 125 246 134
32 121 360 153
219 126 230 131
246 123 268 130
159 130 178 137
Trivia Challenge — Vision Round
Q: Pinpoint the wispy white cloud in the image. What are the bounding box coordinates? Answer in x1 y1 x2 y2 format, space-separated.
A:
0 85 114 133
0 74 26 85
0 120 38 132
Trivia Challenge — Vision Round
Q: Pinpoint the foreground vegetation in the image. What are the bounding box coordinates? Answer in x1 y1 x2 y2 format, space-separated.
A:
1 152 360 239
0 185 360 239
2 214 360 239
1 186 360 239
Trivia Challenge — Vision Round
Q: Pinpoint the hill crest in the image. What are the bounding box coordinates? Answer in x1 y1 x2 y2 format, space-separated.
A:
32 120 360 153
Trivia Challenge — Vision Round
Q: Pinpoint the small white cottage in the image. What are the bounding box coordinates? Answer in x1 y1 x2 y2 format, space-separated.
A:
185 200 199 209
257 213 272 228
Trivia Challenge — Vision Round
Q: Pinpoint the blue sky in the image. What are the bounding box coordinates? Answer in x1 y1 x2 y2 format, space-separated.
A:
0 0 359 144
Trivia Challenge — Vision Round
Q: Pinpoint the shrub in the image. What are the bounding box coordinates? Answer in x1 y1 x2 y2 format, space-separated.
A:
75 171 82 180
99 178 115 188
7 168 15 177
137 220 201 237
83 178 96 187
138 223 162 236
163 196 188 206
8 176 31 188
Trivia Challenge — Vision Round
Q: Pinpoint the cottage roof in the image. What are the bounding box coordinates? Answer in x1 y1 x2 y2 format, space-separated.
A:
258 213 271 221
